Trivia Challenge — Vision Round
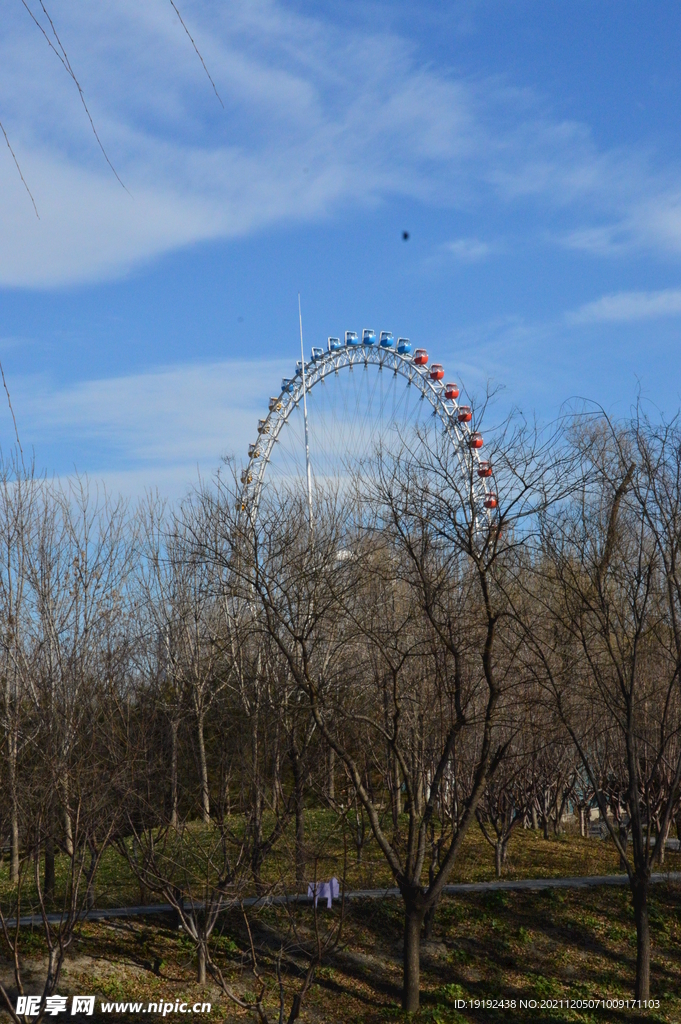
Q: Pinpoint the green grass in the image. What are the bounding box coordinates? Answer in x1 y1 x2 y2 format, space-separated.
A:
4 813 677 914
13 882 677 1023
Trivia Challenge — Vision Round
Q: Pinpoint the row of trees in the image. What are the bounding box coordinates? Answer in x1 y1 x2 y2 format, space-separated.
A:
1 405 681 1018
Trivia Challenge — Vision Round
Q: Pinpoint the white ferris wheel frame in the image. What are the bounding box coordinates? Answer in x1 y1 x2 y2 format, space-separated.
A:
241 344 494 523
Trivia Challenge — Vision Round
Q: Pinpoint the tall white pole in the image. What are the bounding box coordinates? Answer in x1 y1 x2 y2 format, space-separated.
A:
298 293 313 529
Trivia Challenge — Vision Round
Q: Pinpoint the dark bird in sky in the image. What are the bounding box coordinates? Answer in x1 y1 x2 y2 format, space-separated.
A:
402 231 410 240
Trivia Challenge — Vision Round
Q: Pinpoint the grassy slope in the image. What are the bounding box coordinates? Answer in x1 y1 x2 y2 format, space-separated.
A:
24 879 680 1023
5 815 677 912
1 828 680 1022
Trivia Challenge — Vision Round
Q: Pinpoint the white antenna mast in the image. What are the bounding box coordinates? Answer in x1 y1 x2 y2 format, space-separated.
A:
298 293 313 529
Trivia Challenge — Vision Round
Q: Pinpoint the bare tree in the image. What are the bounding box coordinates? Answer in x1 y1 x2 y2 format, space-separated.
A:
200 399 573 1011
0 476 134 1023
524 412 681 1000
137 497 189 828
0 452 37 883
476 758 525 877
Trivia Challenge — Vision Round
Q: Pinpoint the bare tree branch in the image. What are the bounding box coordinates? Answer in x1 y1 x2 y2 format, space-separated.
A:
0 117 39 218
19 0 129 192
0 359 23 460
169 0 224 107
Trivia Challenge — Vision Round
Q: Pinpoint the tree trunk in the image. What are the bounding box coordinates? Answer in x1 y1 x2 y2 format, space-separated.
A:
296 795 305 886
56 759 74 858
531 804 539 830
86 845 97 910
45 946 61 997
632 876 650 1001
292 751 305 887
197 942 206 985
132 837 147 904
391 754 401 832
353 798 365 864
170 717 179 829
44 836 55 903
288 993 304 1024
328 746 335 803
272 720 281 815
197 712 210 823
63 788 74 858
221 765 232 817
8 732 19 884
394 757 402 818
495 840 503 878
658 816 672 866
287 964 316 1024
10 790 19 885
250 710 264 887
579 805 586 838
402 903 425 1012
619 824 629 871
543 814 550 840
423 900 437 941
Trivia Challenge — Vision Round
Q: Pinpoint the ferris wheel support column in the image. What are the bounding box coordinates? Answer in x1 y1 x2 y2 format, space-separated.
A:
298 293 313 529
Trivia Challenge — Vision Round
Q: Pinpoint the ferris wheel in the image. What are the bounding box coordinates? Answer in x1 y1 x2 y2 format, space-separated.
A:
240 329 497 519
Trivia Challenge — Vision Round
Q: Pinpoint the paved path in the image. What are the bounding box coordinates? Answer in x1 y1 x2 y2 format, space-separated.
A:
7 872 681 928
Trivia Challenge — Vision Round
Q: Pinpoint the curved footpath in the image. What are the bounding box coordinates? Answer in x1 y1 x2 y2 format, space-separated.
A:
8 872 681 928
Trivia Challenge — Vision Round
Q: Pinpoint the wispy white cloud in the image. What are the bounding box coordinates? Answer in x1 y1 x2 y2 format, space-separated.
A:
567 288 681 325
1 0 678 286
0 1 482 286
560 224 633 257
13 359 289 491
443 237 499 261
631 192 681 255
559 188 681 259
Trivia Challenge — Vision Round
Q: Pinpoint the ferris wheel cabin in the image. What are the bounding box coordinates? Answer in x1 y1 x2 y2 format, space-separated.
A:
245 330 500 527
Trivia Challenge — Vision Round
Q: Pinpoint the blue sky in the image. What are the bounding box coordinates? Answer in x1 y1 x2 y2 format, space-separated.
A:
1 0 681 495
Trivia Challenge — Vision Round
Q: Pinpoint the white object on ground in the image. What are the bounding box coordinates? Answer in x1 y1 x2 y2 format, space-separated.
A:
306 877 340 908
